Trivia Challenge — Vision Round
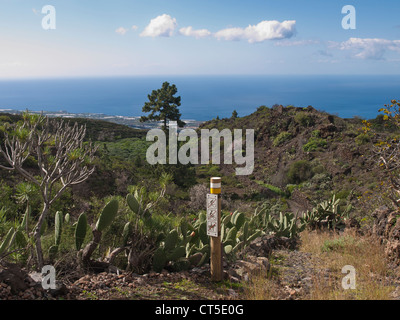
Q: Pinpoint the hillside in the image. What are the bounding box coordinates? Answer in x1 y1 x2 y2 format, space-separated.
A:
0 106 391 228
0 105 394 228
1 104 400 302
198 105 387 222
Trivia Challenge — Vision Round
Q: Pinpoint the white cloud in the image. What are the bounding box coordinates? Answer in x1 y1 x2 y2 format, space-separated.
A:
179 26 211 39
214 20 296 43
339 38 400 60
214 27 244 41
115 25 137 35
140 14 177 38
115 27 128 35
126 15 296 44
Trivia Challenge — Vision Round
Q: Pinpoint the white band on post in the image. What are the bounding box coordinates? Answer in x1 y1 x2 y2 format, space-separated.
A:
210 182 221 189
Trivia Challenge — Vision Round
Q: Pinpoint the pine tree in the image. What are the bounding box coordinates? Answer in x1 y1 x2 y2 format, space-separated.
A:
140 82 185 131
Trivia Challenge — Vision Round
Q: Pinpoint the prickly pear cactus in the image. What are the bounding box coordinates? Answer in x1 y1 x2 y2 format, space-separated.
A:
126 193 140 215
231 211 245 230
64 213 70 224
166 246 186 262
151 228 189 272
152 247 167 273
164 229 179 252
75 212 87 251
96 199 119 232
122 221 132 246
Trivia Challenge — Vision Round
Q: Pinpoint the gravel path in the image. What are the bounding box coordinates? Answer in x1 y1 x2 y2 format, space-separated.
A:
0 247 323 301
2 240 400 300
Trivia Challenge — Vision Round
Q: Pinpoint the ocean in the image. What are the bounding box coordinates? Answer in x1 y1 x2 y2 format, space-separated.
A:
0 75 399 121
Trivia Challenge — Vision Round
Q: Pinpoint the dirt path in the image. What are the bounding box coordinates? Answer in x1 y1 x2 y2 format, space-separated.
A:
2 231 400 300
70 247 321 300
1 249 317 301
70 269 239 300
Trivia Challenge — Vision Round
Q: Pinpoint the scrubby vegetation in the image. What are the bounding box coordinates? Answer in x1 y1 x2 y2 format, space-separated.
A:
1 100 400 300
273 131 292 147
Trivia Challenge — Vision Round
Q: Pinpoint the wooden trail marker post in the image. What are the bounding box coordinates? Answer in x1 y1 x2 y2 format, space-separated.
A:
208 177 223 282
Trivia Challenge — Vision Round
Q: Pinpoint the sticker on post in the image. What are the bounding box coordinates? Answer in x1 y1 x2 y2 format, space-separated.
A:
207 194 218 237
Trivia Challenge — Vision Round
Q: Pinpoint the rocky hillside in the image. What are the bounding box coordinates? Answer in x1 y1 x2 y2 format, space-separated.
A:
1 106 400 302
198 104 388 220
0 106 391 222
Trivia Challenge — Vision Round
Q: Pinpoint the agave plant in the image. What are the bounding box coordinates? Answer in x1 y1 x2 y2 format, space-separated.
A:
0 205 32 261
300 194 353 230
126 173 172 219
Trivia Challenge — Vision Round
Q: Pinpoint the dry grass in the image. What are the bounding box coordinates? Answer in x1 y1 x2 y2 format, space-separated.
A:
300 229 396 300
243 229 398 300
243 268 282 300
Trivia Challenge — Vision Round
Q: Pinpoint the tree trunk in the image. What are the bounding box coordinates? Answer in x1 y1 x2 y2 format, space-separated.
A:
82 229 102 268
33 203 49 270
108 246 126 265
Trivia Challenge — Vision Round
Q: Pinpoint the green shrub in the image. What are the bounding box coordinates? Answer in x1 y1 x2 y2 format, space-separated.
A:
303 137 327 152
0 116 12 123
312 164 326 175
321 236 356 252
265 184 288 197
273 131 292 147
294 112 315 127
206 165 220 177
257 105 268 112
355 133 371 146
311 130 321 138
335 189 351 200
287 160 313 184
99 138 150 161
255 181 288 197
286 184 298 194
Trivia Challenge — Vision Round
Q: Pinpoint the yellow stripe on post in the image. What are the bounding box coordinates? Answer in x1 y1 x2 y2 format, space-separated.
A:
210 177 221 194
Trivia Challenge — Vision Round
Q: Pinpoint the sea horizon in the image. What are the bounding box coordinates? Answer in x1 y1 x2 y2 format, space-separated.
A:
0 74 399 121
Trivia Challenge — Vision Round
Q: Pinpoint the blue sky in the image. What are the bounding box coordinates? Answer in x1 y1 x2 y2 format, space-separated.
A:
1 0 400 78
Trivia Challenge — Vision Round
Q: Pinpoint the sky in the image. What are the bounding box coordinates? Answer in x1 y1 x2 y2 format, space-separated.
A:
1 0 400 78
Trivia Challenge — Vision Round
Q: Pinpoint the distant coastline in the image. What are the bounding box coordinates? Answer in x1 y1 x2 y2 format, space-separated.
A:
0 75 399 121
0 109 204 130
